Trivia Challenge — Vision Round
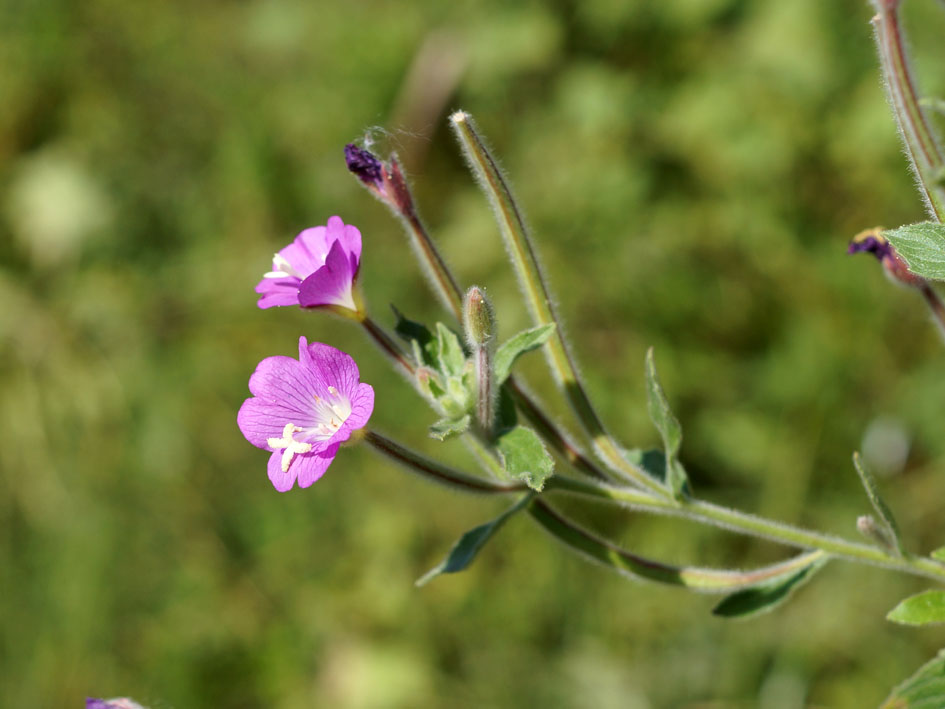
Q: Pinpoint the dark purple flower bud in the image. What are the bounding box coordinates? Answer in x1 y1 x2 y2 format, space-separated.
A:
848 233 893 260
849 227 924 287
344 144 384 189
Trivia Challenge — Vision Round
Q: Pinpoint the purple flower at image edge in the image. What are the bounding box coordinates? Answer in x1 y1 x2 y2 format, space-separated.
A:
87 699 146 709
237 338 375 491
255 216 362 312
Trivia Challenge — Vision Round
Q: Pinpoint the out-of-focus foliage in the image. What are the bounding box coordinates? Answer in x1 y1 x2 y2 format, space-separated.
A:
2 0 945 706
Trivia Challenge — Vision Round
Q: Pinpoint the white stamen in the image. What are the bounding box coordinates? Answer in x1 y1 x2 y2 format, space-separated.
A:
264 253 303 280
267 423 313 472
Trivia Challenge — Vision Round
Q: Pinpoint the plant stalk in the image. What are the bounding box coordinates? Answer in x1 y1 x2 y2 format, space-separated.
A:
449 110 668 496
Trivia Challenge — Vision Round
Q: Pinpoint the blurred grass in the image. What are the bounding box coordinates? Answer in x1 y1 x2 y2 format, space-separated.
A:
3 0 945 706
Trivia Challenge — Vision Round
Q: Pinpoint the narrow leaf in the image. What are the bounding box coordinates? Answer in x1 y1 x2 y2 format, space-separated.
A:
530 499 828 594
645 348 689 498
494 324 556 384
496 426 554 491
884 222 945 280
931 547 945 563
416 494 532 586
712 555 828 619
852 451 904 556
888 590 945 626
429 415 471 441
881 648 945 709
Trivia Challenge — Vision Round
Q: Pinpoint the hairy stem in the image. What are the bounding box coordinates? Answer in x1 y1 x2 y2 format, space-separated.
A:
872 0 945 220
547 475 945 583
449 110 667 496
365 430 526 494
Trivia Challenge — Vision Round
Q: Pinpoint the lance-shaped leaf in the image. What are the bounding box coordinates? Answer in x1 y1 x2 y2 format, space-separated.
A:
645 348 689 499
888 590 945 626
429 415 471 441
852 452 904 556
494 324 556 384
884 222 945 281
529 499 829 595
932 547 945 563
496 425 554 491
712 554 828 619
881 648 945 709
416 494 533 586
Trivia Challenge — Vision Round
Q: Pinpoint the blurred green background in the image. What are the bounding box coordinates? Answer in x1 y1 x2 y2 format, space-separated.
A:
4 0 945 706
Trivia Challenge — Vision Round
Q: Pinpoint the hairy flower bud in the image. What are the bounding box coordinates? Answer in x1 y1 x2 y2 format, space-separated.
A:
344 144 384 190
463 286 496 349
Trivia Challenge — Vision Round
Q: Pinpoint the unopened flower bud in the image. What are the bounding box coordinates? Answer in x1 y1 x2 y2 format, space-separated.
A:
857 514 895 551
463 286 496 349
344 144 384 191
848 227 925 288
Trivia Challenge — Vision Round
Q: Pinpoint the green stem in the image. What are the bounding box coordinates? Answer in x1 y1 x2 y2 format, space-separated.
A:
364 430 526 494
872 0 945 220
361 315 415 375
449 110 667 496
546 475 945 583
363 429 945 585
529 499 828 591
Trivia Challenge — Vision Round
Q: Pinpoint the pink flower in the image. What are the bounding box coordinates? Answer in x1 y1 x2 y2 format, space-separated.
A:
237 337 375 491
255 216 362 313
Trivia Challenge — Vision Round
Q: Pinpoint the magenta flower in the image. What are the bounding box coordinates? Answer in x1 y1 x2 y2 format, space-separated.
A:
237 337 374 491
255 216 362 313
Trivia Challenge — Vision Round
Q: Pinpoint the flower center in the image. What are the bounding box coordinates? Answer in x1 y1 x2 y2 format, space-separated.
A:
267 423 313 473
265 387 352 473
309 385 352 439
263 253 303 281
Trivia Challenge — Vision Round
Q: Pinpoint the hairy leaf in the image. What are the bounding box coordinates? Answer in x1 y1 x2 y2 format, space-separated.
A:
852 452 904 555
888 590 945 626
496 426 554 491
429 415 471 441
881 648 945 708
712 555 828 619
494 324 556 384
884 222 945 280
645 348 689 498
416 494 532 586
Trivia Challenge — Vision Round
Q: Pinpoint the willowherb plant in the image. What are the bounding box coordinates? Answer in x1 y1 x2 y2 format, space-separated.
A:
235 2 945 704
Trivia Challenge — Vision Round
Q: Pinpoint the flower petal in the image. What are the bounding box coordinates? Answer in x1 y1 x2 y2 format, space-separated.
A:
267 450 297 492
297 338 363 398
284 226 330 274
298 239 357 310
295 444 339 488
344 382 375 433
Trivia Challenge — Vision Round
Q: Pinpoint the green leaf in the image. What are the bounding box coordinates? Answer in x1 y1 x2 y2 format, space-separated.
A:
644 348 689 499
496 426 554 491
884 222 945 280
392 306 436 366
931 547 945 563
429 415 471 441
712 556 827 619
881 648 945 709
416 494 532 586
852 452 904 556
493 324 556 384
888 590 945 626
435 323 467 378
620 447 691 496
